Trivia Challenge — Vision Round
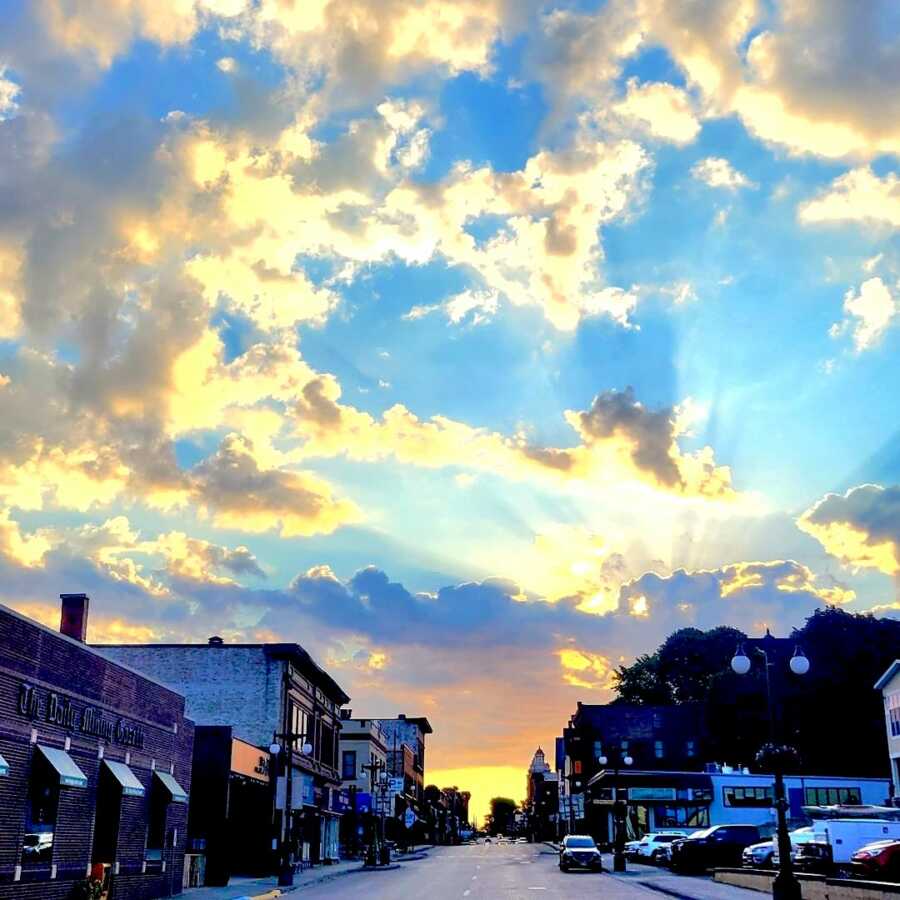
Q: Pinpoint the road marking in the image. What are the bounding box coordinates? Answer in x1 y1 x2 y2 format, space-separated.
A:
463 891 471 897
528 888 547 892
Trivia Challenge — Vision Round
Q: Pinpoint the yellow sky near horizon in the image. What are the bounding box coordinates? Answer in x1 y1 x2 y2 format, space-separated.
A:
428 765 527 827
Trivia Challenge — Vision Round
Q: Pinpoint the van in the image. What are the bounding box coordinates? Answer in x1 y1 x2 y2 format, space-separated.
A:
795 819 900 873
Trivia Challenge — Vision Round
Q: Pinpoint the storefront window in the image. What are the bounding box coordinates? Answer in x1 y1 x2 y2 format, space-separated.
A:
804 786 860 805
22 757 58 865
723 786 774 807
92 767 123 865
146 780 168 862
656 805 710 828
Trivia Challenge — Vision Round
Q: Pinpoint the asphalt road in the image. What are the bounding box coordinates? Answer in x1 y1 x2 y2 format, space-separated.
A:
294 842 766 900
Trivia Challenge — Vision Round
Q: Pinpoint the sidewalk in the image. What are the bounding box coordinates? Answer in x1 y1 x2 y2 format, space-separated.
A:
180 849 433 899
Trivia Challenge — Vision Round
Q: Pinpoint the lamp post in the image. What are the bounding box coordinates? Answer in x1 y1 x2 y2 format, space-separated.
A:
270 731 313 887
361 758 388 865
731 635 810 900
598 748 633 872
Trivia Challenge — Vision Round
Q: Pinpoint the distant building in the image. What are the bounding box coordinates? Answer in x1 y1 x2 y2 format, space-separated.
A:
99 638 349 875
372 715 432 803
337 715 388 856
526 748 558 841
875 660 900 802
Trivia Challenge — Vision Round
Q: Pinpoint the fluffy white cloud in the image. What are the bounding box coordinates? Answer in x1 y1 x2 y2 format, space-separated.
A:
404 289 500 326
798 168 900 229
0 67 20 120
691 157 755 190
829 277 899 352
613 79 701 145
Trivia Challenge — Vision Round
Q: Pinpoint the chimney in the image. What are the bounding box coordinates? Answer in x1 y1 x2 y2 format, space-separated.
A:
60 594 89 642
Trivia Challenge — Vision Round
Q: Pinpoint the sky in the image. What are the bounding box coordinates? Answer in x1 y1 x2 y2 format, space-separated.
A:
0 0 899 824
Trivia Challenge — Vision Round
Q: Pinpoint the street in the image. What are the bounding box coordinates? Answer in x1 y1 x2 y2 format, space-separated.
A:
295 843 766 899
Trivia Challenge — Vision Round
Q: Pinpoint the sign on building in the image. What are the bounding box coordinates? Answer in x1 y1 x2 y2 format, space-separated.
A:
628 787 677 801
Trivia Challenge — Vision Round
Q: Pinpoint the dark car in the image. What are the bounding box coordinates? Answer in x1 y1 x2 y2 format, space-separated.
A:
559 835 603 872
670 825 762 873
851 840 900 880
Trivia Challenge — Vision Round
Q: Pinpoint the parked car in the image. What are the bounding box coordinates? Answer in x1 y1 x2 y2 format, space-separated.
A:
635 832 689 863
778 820 900 874
670 825 762 873
851 840 900 880
770 827 825 869
22 832 53 861
624 839 643 859
742 840 775 869
559 835 603 872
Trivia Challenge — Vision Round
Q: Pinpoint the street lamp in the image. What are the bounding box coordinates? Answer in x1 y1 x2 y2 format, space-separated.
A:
270 731 313 887
731 636 810 900
598 749 633 873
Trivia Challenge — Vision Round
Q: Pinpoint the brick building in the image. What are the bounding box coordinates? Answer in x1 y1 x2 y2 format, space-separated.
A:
99 638 349 876
0 596 193 899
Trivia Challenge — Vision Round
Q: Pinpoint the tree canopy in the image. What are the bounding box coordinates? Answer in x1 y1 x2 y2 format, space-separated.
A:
612 607 900 778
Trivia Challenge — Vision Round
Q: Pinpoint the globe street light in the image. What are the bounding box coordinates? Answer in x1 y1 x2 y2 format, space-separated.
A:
730 634 809 900
598 749 633 872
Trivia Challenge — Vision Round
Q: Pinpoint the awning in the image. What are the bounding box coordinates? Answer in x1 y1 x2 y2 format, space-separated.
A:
104 760 145 797
0 753 8 776
37 745 87 788
154 770 188 803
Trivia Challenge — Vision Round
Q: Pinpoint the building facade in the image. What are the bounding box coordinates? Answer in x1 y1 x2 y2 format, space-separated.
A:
875 660 900 802
373 715 432 803
0 596 193 899
99 638 349 875
560 702 708 837
337 716 388 857
585 766 890 841
185 727 272 886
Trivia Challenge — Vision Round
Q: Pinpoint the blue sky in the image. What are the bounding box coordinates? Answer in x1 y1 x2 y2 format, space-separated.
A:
0 0 899 814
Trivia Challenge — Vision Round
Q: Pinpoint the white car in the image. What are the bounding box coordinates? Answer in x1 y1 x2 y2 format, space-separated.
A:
635 832 689 862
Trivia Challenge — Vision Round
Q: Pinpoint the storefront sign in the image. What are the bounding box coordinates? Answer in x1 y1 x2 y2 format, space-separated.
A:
627 787 676 801
17 682 145 748
231 739 270 783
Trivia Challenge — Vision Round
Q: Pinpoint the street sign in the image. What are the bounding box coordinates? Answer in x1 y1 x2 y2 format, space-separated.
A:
404 809 416 829
389 777 405 796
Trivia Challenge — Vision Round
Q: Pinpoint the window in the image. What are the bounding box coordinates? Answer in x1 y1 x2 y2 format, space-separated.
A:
22 755 59 865
145 779 168 862
723 786 774 807
890 706 900 737
342 750 357 781
656 806 709 828
804 786 861 805
291 704 311 750
691 787 713 801
320 722 335 769
654 740 664 759
685 740 696 758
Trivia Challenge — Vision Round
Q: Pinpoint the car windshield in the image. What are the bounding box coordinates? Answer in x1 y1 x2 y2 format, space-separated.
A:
689 828 714 839
566 838 597 849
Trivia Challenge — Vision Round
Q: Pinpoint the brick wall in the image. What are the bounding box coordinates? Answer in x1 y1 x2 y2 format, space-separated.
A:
0 605 193 899
97 646 282 749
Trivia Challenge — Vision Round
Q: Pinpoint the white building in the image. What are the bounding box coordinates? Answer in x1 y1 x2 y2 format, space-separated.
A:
875 660 900 801
587 767 890 839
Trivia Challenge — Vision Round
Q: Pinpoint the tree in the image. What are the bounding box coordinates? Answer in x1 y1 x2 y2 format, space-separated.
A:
613 609 900 780
488 797 517 836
